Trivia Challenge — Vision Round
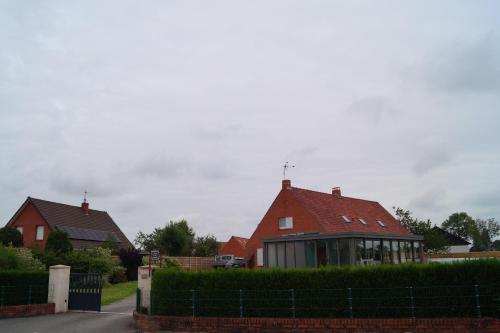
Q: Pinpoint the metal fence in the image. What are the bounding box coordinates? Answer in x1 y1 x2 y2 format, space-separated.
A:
0 285 48 307
142 285 500 319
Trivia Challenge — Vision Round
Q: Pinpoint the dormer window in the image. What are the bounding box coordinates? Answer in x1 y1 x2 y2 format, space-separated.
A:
377 220 386 227
359 218 367 225
279 217 293 229
341 215 351 223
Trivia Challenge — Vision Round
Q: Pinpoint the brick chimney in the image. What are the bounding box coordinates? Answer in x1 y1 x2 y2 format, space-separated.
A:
282 179 291 190
81 199 89 215
332 187 341 198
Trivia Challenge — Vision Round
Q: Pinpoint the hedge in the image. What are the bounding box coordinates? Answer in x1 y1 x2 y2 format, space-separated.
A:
0 271 49 306
151 260 500 318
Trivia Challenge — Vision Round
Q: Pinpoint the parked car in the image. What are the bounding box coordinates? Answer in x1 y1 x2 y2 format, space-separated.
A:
214 254 246 268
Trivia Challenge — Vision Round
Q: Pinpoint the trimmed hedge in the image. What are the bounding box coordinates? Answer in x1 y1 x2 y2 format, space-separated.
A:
151 260 500 318
0 271 49 306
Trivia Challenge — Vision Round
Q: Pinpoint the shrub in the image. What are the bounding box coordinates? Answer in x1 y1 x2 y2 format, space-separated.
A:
67 247 118 274
118 247 142 281
0 227 23 247
109 266 128 284
45 230 73 255
151 260 500 318
0 246 44 271
0 270 49 306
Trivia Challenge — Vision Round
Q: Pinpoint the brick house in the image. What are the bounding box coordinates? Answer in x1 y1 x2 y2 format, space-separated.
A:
220 236 249 257
245 180 423 268
5 197 133 250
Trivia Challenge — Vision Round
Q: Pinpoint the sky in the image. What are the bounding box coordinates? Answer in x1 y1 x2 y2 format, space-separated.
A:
1 1 500 244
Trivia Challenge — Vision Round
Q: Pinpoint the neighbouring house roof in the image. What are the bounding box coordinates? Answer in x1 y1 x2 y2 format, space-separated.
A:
232 236 249 248
7 197 133 248
289 187 413 237
433 226 471 246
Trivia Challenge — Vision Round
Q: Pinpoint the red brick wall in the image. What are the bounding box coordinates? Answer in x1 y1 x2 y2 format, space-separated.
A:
220 237 246 257
133 312 500 333
0 303 55 319
8 202 51 249
245 184 324 267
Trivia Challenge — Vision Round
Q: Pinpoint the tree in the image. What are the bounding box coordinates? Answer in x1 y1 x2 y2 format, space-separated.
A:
493 239 500 251
118 247 142 280
102 233 120 254
442 212 476 241
470 218 500 252
394 207 448 254
45 230 73 255
193 235 219 257
0 227 23 247
134 227 163 251
161 221 192 256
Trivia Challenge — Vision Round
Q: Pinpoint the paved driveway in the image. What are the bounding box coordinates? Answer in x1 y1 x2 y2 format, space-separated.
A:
0 295 139 333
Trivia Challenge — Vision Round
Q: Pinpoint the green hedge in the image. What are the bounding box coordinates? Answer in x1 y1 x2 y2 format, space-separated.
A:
151 260 500 318
0 271 49 306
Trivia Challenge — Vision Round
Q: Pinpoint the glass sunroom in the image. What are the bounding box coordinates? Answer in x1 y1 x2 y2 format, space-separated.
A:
262 232 424 268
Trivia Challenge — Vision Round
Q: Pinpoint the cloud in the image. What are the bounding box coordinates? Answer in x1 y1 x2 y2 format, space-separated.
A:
346 97 398 123
135 154 189 179
412 149 454 176
409 188 448 214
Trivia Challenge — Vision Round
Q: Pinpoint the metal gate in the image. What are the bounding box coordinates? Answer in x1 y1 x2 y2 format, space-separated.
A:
68 273 103 312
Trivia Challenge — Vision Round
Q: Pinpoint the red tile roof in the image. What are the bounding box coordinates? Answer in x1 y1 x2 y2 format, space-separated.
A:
290 187 412 237
232 236 249 247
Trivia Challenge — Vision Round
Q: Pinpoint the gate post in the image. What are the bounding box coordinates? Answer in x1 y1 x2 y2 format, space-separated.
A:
48 265 70 313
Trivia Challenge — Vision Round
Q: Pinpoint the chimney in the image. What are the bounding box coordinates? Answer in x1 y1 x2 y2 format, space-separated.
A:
332 187 341 198
282 179 291 190
81 200 89 215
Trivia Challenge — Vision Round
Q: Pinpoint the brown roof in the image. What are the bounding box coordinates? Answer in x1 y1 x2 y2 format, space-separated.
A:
290 187 412 237
8 197 133 248
232 236 249 247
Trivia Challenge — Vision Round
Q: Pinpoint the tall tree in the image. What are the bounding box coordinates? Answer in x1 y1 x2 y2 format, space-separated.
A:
134 227 163 251
45 230 73 255
0 227 23 247
394 207 448 254
161 220 194 256
442 212 476 241
193 235 219 257
470 218 500 252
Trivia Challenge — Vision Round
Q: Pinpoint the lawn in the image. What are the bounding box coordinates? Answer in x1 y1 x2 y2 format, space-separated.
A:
101 281 137 305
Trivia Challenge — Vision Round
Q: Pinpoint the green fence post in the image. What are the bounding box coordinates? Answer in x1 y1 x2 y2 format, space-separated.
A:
347 288 353 318
149 290 153 315
474 284 481 318
28 285 32 305
290 289 295 318
239 289 243 318
191 289 196 317
409 286 415 318
136 288 141 312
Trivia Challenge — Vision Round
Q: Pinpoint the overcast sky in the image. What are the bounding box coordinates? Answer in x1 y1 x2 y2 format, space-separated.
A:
1 1 499 243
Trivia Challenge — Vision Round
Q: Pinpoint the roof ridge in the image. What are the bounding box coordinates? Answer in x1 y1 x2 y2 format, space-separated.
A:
290 187 379 204
29 196 107 213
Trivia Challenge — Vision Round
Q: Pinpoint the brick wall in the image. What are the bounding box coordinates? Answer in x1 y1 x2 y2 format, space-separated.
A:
220 237 247 257
133 312 500 333
8 202 51 249
0 303 55 319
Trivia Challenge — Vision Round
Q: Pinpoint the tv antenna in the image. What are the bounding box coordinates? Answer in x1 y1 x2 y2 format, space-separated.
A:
283 162 295 179
83 190 88 203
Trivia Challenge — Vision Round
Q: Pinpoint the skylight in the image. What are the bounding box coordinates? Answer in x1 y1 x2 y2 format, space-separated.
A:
359 218 367 225
341 215 351 223
377 220 386 227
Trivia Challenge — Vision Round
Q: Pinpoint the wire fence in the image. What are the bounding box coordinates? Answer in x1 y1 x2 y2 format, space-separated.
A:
0 285 48 307
141 285 500 319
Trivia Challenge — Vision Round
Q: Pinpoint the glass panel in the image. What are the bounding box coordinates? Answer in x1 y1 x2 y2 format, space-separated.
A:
400 242 407 262
305 241 316 268
316 240 328 267
339 239 350 265
327 239 339 266
355 239 364 265
286 242 295 268
364 239 374 260
405 242 412 262
382 240 391 264
294 241 306 268
392 240 400 264
414 242 421 262
373 240 381 263
267 243 277 267
277 242 286 268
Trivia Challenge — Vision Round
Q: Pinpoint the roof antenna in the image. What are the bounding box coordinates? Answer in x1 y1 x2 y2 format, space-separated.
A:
283 161 295 179
83 190 88 203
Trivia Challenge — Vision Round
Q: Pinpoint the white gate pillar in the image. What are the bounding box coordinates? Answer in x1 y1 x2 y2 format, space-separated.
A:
48 265 70 313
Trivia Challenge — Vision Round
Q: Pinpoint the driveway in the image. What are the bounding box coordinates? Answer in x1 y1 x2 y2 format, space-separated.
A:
0 295 139 333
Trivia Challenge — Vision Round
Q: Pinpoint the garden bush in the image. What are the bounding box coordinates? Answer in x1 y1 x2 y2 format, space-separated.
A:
118 247 142 281
0 246 44 271
0 270 49 306
151 260 500 318
109 266 128 284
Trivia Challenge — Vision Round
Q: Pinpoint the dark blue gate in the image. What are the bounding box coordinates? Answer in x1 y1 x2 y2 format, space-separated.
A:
68 273 103 312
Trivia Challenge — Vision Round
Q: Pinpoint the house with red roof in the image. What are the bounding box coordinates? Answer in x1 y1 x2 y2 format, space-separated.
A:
220 236 249 257
245 180 423 268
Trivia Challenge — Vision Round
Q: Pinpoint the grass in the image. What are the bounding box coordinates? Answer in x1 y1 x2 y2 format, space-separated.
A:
101 281 137 305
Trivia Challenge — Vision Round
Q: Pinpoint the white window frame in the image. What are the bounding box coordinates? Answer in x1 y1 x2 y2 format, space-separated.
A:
278 217 293 230
342 215 352 223
16 226 23 235
359 218 367 225
36 226 44 240
377 220 386 227
256 248 264 267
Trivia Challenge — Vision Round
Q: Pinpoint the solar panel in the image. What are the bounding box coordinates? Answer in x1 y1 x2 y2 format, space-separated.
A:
56 225 118 242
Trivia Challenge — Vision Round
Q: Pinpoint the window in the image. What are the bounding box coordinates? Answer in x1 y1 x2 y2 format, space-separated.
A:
359 218 367 225
256 248 264 266
279 217 293 229
391 240 400 264
364 239 374 260
376 220 386 227
286 242 295 268
277 243 286 268
355 239 364 264
305 241 316 268
267 244 277 267
16 226 23 235
382 240 391 263
373 239 382 262
341 215 352 223
327 239 339 266
36 226 44 240
294 241 306 268
339 239 351 265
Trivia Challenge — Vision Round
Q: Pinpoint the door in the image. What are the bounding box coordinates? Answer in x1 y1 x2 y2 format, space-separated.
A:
68 273 103 312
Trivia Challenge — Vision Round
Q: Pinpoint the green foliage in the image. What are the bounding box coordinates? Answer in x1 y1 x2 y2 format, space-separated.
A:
0 270 49 305
471 218 500 252
134 227 163 251
161 220 195 256
0 245 44 271
118 247 142 280
152 260 500 318
102 233 120 254
67 247 118 274
193 234 219 257
109 266 128 284
45 230 73 255
394 207 448 254
442 212 476 241
0 227 23 247
493 240 500 251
